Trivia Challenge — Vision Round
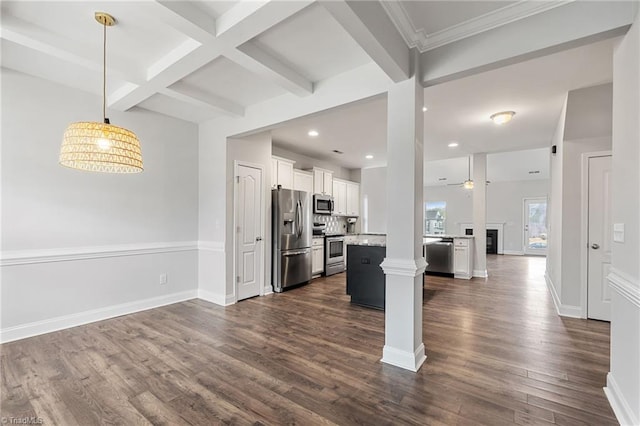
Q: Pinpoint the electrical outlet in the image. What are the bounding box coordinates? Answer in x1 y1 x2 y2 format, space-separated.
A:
159 273 168 285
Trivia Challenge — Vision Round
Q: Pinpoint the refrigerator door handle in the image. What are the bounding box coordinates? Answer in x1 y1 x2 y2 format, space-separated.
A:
283 249 309 257
297 200 303 238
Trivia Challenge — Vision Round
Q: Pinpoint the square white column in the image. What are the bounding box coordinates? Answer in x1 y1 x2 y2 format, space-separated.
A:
380 75 426 372
472 153 487 277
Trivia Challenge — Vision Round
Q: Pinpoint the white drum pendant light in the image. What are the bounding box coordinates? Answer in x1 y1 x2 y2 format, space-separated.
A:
59 12 143 173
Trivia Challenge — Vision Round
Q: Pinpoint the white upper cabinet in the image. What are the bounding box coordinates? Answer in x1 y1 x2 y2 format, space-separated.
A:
271 156 295 189
312 167 333 195
293 169 313 193
346 182 360 216
332 179 359 217
332 180 347 215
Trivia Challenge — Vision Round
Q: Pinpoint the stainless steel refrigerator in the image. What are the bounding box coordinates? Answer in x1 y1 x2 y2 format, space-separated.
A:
272 188 312 292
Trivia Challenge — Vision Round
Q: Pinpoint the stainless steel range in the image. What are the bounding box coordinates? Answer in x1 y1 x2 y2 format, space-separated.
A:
325 235 345 276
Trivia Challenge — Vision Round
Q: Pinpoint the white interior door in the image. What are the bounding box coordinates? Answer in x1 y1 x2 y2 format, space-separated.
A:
587 155 612 321
523 198 548 255
236 164 263 301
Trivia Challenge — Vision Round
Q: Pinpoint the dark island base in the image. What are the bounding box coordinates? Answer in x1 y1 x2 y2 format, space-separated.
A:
346 245 386 310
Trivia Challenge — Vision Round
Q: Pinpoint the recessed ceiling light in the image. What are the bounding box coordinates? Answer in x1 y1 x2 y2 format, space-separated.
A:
422 106 428 112
448 142 459 148
365 154 373 159
490 111 516 125
308 130 319 137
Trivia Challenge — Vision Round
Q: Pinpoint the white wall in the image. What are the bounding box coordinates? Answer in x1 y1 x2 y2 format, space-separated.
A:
546 96 568 306
560 136 612 307
361 167 387 233
198 64 391 307
424 180 549 253
546 83 613 315
362 164 549 251
0 70 199 342
607 11 640 426
225 133 272 301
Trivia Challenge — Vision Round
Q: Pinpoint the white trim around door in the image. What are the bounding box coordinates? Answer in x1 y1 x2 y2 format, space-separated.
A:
233 161 266 303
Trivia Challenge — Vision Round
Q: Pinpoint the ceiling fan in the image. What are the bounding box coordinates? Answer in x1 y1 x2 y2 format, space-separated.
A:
447 156 490 189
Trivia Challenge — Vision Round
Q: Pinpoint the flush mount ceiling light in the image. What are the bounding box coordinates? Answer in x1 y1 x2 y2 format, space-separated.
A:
448 142 459 148
365 154 373 159
308 130 319 137
490 111 516 125
59 12 143 173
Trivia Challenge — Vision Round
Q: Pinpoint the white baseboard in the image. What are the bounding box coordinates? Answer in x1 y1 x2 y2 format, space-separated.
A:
197 289 236 306
544 271 582 318
604 372 639 426
473 269 488 278
503 250 524 256
382 343 427 372
263 285 274 295
0 290 198 344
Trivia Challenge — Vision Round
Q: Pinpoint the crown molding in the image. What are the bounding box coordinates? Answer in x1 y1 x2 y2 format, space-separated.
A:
381 0 575 53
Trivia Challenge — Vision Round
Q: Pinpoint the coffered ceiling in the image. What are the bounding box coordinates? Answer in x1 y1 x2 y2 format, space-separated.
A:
1 0 633 174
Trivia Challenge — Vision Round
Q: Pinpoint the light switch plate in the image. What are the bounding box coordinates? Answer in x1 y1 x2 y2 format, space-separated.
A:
613 223 625 243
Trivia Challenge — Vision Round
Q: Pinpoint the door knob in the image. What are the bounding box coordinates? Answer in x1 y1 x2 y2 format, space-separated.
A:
256 237 262 242
591 243 600 249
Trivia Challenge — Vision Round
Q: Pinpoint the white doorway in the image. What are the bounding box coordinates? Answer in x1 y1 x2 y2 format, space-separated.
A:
234 163 264 301
584 154 612 321
523 198 548 255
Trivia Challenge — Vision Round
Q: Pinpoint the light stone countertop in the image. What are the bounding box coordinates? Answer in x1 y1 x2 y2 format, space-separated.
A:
345 235 443 247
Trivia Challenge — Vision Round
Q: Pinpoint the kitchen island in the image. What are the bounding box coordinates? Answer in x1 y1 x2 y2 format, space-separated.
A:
346 235 441 309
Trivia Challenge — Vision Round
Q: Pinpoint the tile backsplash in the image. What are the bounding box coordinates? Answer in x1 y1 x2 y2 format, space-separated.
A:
313 215 347 235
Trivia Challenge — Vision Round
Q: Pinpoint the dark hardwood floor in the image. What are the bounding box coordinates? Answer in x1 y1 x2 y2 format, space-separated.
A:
1 255 616 425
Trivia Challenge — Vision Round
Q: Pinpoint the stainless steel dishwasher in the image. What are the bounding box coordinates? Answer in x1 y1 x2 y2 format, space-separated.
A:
424 238 454 275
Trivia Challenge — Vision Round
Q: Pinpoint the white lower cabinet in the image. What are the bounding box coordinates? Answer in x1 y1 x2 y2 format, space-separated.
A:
453 238 473 279
312 238 325 276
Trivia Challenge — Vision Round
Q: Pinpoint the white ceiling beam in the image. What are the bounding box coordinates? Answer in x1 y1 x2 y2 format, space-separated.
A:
0 15 141 84
109 0 314 111
420 1 635 86
109 43 219 111
144 1 216 44
161 82 245 117
232 43 312 96
320 0 410 82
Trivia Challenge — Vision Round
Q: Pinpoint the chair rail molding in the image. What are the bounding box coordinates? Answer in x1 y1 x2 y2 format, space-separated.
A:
0 241 199 266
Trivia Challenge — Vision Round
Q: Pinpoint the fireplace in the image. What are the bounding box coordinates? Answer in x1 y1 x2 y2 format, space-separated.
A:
464 228 499 254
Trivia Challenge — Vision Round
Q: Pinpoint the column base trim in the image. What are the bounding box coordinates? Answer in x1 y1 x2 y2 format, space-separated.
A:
604 372 639 426
473 269 488 278
381 343 427 372
380 257 427 277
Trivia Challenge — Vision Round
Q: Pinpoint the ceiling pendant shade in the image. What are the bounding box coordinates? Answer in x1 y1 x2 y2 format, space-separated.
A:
59 12 143 173
60 121 143 173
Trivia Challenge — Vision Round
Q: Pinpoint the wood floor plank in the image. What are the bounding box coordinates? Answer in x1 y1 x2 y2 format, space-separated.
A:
0 255 616 425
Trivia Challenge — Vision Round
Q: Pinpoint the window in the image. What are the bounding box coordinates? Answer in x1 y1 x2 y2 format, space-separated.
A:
425 201 446 235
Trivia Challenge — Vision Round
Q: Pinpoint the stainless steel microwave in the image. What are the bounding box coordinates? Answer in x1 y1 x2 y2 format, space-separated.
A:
313 194 334 215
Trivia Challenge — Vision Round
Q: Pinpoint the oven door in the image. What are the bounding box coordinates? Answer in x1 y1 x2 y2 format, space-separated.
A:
325 237 344 264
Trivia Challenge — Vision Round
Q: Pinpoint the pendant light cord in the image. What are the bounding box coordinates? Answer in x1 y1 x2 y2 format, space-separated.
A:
102 20 107 123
